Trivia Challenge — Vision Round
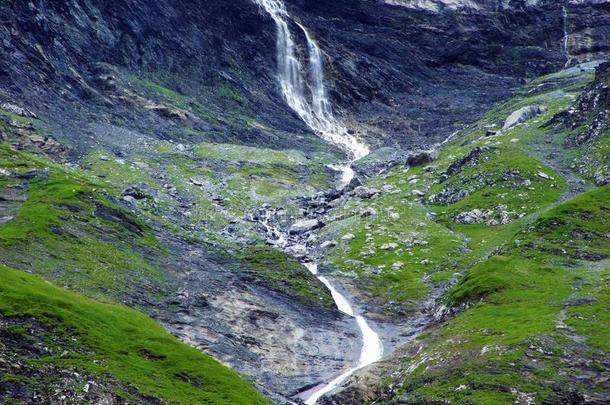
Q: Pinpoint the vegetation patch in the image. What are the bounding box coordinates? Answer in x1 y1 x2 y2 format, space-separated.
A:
0 265 267 404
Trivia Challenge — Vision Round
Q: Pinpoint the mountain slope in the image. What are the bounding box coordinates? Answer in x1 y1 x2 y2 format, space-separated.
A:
320 62 609 404
0 265 268 404
0 0 608 404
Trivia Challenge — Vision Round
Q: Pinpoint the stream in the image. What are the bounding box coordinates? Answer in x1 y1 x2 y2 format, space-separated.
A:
258 166 384 404
252 0 383 402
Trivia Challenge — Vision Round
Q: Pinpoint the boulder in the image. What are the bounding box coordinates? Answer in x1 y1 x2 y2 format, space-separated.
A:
502 105 547 130
405 149 437 167
320 240 337 249
288 219 322 235
353 186 379 199
454 208 485 224
122 186 148 200
360 207 377 217
380 242 398 250
536 171 553 180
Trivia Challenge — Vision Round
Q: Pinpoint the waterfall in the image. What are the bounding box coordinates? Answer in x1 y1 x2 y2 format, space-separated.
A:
253 0 369 160
562 6 571 68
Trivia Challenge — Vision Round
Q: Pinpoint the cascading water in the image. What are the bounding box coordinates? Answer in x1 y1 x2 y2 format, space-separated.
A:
253 0 382 403
562 6 571 68
253 0 369 161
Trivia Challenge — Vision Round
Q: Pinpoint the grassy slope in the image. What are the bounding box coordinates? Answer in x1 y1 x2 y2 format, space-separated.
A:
394 185 609 404
317 66 608 402
0 84 339 402
322 69 593 316
0 265 267 404
0 144 168 303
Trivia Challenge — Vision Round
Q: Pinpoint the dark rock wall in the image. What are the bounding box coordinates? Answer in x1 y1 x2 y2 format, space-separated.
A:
0 0 608 152
286 0 608 148
0 0 314 154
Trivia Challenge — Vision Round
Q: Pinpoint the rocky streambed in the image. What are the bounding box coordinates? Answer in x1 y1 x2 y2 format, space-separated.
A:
254 165 385 404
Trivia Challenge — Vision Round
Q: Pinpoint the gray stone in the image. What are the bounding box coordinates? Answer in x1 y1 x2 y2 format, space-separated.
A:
288 219 322 235
536 171 553 180
320 240 337 249
502 105 547 130
360 207 377 217
380 242 398 250
353 186 379 199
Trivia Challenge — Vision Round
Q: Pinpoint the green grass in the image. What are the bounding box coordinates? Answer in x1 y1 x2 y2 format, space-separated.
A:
0 265 267 404
129 76 216 121
235 246 334 308
0 146 166 302
322 66 607 402
389 185 609 403
324 192 463 314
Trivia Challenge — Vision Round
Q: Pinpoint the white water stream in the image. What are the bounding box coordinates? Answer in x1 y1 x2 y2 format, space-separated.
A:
562 6 571 68
302 262 383 405
252 0 382 402
253 0 369 160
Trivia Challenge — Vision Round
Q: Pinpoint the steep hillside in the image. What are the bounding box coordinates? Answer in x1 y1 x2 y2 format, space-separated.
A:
0 265 267 404
0 0 608 404
321 62 609 404
2 0 607 156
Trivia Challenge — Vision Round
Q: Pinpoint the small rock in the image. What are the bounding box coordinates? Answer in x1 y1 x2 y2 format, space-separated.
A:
380 242 398 250
536 171 553 180
122 186 148 200
360 207 377 217
389 212 400 220
412 189 425 197
123 195 137 205
341 233 355 241
320 240 337 249
189 178 205 186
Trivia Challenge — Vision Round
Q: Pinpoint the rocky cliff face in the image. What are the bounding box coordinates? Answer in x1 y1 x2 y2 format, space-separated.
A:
1 0 607 156
285 0 609 148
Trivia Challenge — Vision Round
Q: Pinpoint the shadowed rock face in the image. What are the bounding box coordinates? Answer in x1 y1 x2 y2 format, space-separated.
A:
1 0 607 155
0 0 316 154
566 1 610 63
286 0 609 148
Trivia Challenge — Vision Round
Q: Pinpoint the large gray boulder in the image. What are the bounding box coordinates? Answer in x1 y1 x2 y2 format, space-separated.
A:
502 105 547 130
288 219 322 235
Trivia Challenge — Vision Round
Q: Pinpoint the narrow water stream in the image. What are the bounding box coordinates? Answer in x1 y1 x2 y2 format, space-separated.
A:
302 260 383 405
252 0 382 402
258 165 383 404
